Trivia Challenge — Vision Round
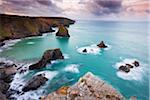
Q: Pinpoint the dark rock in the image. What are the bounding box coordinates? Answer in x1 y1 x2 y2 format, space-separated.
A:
0 42 5 47
125 64 134 68
119 65 130 73
97 41 107 48
0 92 7 100
83 49 87 53
29 48 64 70
0 63 17 83
22 74 48 92
132 61 139 67
0 80 10 94
56 24 70 37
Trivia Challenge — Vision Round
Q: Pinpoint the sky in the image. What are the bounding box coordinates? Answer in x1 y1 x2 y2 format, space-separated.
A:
0 0 149 21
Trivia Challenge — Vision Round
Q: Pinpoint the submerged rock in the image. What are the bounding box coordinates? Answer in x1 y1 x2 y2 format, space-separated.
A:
132 61 139 67
41 72 124 100
22 74 48 92
97 41 107 48
119 65 130 73
29 48 64 70
56 24 70 37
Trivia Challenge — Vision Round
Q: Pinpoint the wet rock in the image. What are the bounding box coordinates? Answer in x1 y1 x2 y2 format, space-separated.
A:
22 74 48 92
0 80 10 94
0 42 5 47
56 24 70 37
97 41 107 48
125 64 134 68
82 49 87 53
119 65 130 73
29 48 64 70
132 61 139 67
0 92 7 100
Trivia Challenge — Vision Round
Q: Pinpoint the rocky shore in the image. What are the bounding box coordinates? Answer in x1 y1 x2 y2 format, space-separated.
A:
41 72 124 100
0 14 75 42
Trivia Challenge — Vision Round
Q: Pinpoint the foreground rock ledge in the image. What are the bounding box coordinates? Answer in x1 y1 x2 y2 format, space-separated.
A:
41 72 124 100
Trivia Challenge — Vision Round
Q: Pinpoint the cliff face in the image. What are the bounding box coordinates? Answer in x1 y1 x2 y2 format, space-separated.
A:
0 14 75 41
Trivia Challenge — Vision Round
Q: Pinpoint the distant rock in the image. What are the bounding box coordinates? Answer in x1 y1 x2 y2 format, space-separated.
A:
22 74 48 92
119 65 130 73
29 48 64 70
82 49 87 53
97 41 107 48
132 61 139 67
125 64 134 68
56 24 70 37
41 72 124 100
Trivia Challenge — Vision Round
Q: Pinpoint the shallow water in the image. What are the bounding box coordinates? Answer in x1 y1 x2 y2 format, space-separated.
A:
0 20 149 100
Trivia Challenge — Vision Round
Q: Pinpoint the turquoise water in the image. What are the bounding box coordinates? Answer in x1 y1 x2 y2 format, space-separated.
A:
0 20 149 100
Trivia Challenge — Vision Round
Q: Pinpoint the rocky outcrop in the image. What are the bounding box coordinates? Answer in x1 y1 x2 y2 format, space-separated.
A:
132 61 139 67
41 72 124 100
22 74 48 92
0 62 17 100
0 14 75 41
29 48 64 70
97 41 107 48
56 24 70 37
119 61 140 73
83 49 87 53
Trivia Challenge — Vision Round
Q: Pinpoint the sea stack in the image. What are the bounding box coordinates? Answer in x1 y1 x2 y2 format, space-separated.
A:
29 48 64 70
97 41 107 48
56 24 70 37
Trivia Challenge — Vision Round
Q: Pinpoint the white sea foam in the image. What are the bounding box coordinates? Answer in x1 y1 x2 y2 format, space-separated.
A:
77 44 101 55
115 58 147 81
63 54 70 59
64 64 80 73
35 71 58 79
0 39 21 52
26 41 35 45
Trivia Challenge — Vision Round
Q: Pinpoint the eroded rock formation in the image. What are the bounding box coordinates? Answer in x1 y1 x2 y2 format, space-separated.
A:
56 24 70 37
29 48 64 70
97 41 107 48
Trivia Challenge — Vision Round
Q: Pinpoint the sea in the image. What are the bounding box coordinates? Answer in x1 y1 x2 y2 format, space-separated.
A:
0 20 149 100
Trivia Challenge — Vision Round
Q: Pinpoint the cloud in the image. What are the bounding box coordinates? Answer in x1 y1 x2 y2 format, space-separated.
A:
0 0 63 16
86 0 123 16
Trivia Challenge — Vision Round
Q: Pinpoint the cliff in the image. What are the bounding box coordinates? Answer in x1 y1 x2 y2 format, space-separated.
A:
0 14 75 41
41 72 124 100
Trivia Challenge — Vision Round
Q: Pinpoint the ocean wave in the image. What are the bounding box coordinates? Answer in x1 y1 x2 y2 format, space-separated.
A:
35 71 58 79
0 39 21 52
114 58 147 81
64 64 80 73
26 41 35 45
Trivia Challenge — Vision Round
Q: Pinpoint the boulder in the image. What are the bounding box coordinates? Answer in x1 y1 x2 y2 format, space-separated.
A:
0 42 5 47
125 64 134 68
132 61 139 67
82 49 87 53
22 74 48 92
56 24 70 37
29 48 64 70
97 41 107 48
119 65 130 73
